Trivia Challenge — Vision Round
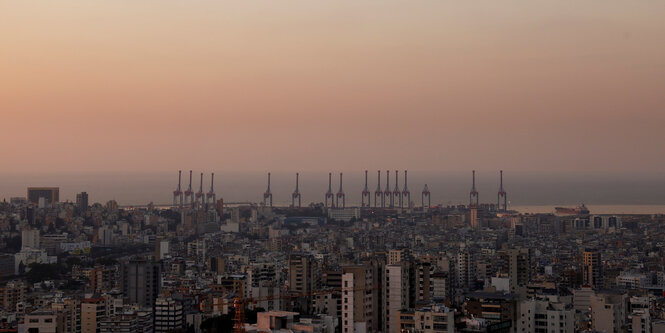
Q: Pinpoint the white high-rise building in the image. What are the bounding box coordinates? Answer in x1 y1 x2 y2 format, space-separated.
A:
590 293 626 333
21 228 40 250
516 297 574 333
341 264 377 333
342 273 357 333
383 264 410 333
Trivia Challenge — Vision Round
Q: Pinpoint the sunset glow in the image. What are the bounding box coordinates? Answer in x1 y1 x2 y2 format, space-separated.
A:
2 1 664 173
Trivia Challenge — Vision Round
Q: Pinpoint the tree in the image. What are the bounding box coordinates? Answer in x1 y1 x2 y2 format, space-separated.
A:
60 279 84 291
25 263 61 283
245 307 265 324
200 313 234 333
4 235 21 252
66 256 82 268
95 257 118 266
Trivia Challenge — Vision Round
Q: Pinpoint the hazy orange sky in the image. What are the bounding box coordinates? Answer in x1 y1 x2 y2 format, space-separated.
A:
1 1 664 173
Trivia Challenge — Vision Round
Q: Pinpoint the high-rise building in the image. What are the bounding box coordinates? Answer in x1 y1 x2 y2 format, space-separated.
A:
76 192 89 212
21 228 40 250
516 298 575 333
590 293 626 333
288 254 320 313
288 254 319 294
583 249 602 289
100 311 153 333
121 258 161 308
456 251 476 291
154 239 169 260
431 272 450 299
81 297 108 333
626 296 652 333
247 263 281 310
20 310 58 333
90 266 117 293
27 187 59 206
206 256 226 274
499 246 531 293
154 297 183 333
463 292 519 328
0 280 26 312
342 264 379 333
51 298 81 333
398 305 456 333
388 249 409 265
412 261 434 303
383 263 410 333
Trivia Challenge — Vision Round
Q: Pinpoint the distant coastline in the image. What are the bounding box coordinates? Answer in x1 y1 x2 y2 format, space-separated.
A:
2 171 665 209
513 205 665 215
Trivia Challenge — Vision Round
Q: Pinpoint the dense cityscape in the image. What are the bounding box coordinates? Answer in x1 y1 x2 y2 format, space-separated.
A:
5 0 665 332
0 170 663 333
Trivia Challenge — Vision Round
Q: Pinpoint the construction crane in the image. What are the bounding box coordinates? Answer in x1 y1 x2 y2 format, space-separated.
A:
232 284 382 333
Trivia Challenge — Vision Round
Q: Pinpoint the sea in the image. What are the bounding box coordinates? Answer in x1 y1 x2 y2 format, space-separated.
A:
2 171 665 214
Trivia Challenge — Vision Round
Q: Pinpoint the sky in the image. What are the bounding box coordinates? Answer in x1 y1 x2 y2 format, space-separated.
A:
1 1 664 174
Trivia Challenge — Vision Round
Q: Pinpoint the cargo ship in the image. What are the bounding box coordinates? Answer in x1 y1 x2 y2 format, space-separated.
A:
555 204 590 216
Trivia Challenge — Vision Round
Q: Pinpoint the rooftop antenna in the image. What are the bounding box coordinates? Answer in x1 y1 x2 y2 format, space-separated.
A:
336 173 346 208
263 173 272 207
469 170 479 207
374 170 383 208
402 170 411 209
362 170 371 208
498 170 507 212
325 173 335 208
292 173 301 208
